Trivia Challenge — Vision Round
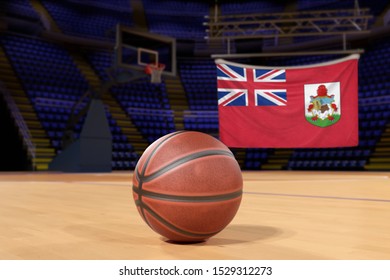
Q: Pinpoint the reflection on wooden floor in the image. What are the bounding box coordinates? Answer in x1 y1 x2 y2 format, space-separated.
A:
0 171 389 260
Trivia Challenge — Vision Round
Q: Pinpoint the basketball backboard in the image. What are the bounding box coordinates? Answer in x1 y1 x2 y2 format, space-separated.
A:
115 24 176 77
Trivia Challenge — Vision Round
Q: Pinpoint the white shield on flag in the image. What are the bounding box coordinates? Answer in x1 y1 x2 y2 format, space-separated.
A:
304 82 341 127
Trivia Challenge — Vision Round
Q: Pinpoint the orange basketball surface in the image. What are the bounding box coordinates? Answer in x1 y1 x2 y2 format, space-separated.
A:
132 131 243 242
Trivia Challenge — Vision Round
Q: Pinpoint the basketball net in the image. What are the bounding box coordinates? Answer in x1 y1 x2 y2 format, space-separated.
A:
145 63 165 84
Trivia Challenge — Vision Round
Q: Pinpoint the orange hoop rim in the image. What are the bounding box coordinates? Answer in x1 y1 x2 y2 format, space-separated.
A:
145 63 165 75
146 63 165 70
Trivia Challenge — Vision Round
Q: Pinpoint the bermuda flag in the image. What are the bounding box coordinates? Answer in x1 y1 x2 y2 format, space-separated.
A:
216 54 359 148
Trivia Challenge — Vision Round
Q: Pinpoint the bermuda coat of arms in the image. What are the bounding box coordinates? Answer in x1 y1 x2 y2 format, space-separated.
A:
304 82 341 127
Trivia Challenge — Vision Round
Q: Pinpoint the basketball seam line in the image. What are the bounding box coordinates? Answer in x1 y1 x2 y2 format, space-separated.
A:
137 149 235 183
139 130 186 178
137 130 186 227
134 200 222 238
133 187 242 203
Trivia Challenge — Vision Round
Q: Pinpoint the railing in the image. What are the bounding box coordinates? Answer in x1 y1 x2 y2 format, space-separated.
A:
126 107 218 120
204 8 373 54
127 107 174 117
204 8 373 40
183 110 219 133
359 95 390 106
183 110 218 119
0 82 36 167
34 97 79 108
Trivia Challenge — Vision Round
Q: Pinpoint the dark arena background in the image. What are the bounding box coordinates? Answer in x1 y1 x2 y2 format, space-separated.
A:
1 0 390 262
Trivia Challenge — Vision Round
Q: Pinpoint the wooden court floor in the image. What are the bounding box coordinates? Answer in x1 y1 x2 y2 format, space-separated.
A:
0 171 389 260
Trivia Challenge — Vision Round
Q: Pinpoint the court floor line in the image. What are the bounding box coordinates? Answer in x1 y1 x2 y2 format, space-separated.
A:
0 181 130 186
245 177 389 182
2 180 389 203
245 191 390 203
6 181 389 204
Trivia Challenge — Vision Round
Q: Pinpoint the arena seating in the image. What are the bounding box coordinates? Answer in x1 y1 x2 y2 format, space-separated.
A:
142 0 208 40
179 59 218 111
70 0 132 13
298 0 355 11
1 35 85 148
1 35 138 170
0 0 389 171
1 0 40 22
40 0 133 40
220 0 285 15
298 0 389 16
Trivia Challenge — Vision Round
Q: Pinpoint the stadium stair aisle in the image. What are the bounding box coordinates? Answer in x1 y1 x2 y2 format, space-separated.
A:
29 0 61 32
365 123 390 170
261 149 294 170
68 50 148 157
164 76 189 131
104 94 149 155
0 46 55 171
69 51 101 90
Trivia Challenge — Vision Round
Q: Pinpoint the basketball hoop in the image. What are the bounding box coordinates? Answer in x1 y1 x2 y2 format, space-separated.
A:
145 63 165 84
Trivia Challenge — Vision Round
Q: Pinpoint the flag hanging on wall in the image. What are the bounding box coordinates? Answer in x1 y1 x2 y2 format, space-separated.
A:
216 54 359 148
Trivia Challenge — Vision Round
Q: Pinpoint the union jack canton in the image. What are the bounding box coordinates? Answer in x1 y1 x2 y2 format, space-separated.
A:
217 62 287 107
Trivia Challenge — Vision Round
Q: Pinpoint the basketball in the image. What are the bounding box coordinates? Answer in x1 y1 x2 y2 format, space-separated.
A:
132 131 243 242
